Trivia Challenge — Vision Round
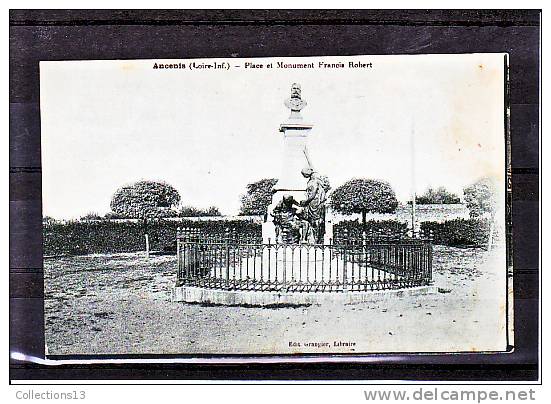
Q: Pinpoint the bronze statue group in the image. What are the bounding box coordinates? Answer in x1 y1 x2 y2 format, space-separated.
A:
272 167 330 245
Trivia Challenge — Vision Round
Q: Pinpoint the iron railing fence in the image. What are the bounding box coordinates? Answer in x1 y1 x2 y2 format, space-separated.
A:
175 226 434 245
176 227 432 293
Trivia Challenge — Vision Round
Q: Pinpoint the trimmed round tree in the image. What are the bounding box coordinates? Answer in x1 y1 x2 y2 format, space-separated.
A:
416 186 461 204
110 180 181 255
239 178 278 216
330 178 398 225
463 177 498 218
463 177 499 249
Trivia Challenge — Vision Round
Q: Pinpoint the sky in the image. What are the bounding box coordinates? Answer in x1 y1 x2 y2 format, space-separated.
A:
40 54 506 219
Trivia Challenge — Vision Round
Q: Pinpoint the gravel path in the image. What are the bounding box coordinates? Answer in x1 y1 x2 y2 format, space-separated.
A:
44 246 508 355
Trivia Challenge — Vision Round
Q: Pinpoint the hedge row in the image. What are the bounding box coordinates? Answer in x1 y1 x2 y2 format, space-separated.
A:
334 219 492 247
332 220 409 244
43 219 261 256
44 217 493 256
420 218 491 248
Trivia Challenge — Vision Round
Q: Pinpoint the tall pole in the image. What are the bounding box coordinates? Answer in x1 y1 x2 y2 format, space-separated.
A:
411 119 416 238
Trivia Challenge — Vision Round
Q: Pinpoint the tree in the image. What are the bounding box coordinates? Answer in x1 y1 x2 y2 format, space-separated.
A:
179 205 222 217
110 180 181 255
205 206 222 216
415 186 461 204
463 177 498 218
80 212 103 221
329 178 398 226
103 211 125 220
463 177 499 249
239 178 278 216
42 216 58 225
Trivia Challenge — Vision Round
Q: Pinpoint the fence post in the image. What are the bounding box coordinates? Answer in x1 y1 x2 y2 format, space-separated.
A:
225 227 231 289
342 228 348 291
267 237 272 285
362 230 367 290
427 243 433 285
194 227 200 242
176 227 182 282
183 226 190 282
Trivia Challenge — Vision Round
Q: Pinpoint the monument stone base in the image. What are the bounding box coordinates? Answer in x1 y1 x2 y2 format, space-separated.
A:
173 285 438 306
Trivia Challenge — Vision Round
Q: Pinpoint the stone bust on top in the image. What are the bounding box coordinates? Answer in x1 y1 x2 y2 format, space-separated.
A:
284 82 307 118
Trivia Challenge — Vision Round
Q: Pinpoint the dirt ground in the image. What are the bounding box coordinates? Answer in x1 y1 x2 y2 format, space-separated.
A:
44 245 509 355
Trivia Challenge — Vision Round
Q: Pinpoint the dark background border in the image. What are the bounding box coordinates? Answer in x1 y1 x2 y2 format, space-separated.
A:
9 9 540 381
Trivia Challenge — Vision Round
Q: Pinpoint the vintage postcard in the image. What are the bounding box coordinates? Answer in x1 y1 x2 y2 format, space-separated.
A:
40 54 509 356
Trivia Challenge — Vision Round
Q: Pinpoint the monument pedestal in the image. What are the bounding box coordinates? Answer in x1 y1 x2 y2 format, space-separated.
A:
237 245 360 283
262 83 332 245
276 120 313 191
262 117 312 243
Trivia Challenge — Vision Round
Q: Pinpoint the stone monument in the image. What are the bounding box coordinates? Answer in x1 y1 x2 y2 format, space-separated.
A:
262 83 332 244
277 83 312 194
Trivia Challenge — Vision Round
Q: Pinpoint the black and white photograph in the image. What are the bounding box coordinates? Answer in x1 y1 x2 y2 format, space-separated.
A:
39 53 509 356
